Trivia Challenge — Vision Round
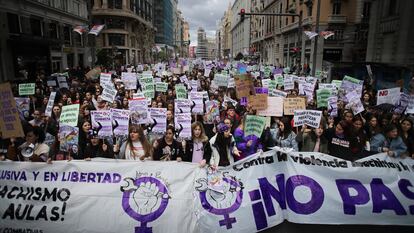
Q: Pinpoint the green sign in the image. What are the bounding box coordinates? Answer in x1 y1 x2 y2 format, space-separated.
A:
275 75 284 87
18 83 35 96
264 67 272 78
316 89 334 108
244 115 266 138
60 104 80 127
175 84 187 99
155 82 168 92
343 75 361 84
268 80 277 92
331 80 342 89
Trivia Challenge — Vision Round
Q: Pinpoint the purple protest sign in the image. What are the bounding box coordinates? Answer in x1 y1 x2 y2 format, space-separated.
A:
240 97 248 106
255 87 269 94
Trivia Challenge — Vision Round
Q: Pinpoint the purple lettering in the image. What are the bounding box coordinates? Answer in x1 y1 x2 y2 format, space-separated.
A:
258 174 286 217
398 179 414 214
286 175 324 214
336 179 369 215
371 178 406 215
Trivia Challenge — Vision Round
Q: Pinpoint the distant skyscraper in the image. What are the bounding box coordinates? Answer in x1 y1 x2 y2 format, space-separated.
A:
196 27 208 59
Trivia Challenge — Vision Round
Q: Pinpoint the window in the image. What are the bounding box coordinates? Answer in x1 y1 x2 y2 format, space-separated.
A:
362 2 371 22
332 2 341 15
49 22 58 39
106 19 125 29
63 26 71 45
73 1 80 16
30 18 42 36
108 34 125 46
7 13 20 34
73 32 82 47
387 0 398 16
307 4 312 16
108 0 122 9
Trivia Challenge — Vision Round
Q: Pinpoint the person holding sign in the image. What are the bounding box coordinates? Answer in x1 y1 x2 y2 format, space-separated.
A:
325 121 360 161
370 124 407 157
83 135 114 160
271 117 298 151
115 125 153 161
209 122 241 167
183 122 212 166
234 117 263 160
153 126 184 161
296 124 328 154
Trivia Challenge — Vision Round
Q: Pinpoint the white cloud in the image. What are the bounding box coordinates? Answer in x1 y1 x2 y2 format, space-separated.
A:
178 0 233 46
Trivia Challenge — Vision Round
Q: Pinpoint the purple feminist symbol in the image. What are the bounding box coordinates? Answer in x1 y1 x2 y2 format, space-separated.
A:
121 177 169 233
198 177 243 229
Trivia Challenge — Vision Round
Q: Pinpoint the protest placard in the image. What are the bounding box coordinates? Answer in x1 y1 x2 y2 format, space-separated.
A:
257 96 283 116
14 97 30 119
100 73 112 87
214 74 229 87
45 92 56 117
90 110 112 138
316 89 334 108
328 96 338 117
140 76 155 99
235 74 253 99
376 87 401 105
190 80 199 91
339 75 363 102
60 104 80 127
293 110 322 128
175 84 187 99
155 82 168 92
284 75 294 90
205 100 220 123
101 86 117 103
331 80 342 89
110 109 130 136
190 92 204 114
0 83 24 138
47 80 57 87
227 77 235 88
204 68 211 77
406 95 414 114
244 115 266 138
275 74 284 87
85 67 101 80
121 72 137 90
394 93 409 114
268 80 277 92
175 113 192 139
149 108 167 134
18 83 35 96
128 99 149 125
284 97 306 115
270 89 288 98
175 99 191 113
57 76 69 89
58 125 79 152
248 94 268 110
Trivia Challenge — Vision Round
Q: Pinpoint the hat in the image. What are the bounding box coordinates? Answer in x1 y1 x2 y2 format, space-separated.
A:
217 123 230 133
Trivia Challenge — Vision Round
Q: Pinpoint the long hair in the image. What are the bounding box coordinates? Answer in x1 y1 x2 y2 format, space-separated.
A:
215 132 232 159
127 125 152 158
399 118 414 138
278 117 293 139
192 121 208 142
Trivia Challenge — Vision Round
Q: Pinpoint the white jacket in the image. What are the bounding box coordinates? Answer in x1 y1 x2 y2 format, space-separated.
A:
209 134 236 166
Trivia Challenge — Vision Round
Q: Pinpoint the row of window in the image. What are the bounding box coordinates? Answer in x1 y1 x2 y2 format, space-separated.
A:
7 13 83 47
104 0 153 22
35 0 87 18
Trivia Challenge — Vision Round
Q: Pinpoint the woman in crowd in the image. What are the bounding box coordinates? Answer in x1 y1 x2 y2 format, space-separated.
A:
183 122 212 166
352 116 368 153
7 126 50 162
153 125 184 161
296 124 329 154
325 120 360 161
83 136 114 160
370 124 407 157
77 120 92 159
115 125 153 161
271 117 298 151
233 116 263 160
364 114 382 140
209 122 241 167
399 118 414 158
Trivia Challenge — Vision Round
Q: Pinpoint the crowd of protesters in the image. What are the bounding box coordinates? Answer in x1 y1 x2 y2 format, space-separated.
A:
1 61 414 167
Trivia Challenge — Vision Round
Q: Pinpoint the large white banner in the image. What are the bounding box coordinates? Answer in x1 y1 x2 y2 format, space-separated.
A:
1 150 414 233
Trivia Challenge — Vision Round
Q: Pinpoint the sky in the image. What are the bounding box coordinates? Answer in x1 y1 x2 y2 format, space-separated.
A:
178 0 233 46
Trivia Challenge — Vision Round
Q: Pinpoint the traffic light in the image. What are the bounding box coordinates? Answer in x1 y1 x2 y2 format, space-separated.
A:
240 9 245 22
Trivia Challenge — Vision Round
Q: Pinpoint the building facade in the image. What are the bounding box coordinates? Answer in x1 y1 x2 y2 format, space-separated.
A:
231 0 251 58
182 21 190 58
0 0 91 81
154 0 174 56
91 0 155 65
207 37 216 60
217 2 233 59
366 0 414 71
196 27 208 59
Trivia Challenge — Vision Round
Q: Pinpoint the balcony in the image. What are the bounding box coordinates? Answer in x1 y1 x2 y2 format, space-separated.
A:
328 15 347 24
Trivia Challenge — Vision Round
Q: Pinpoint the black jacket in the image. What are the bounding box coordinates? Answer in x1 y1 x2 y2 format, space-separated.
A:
183 139 212 163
